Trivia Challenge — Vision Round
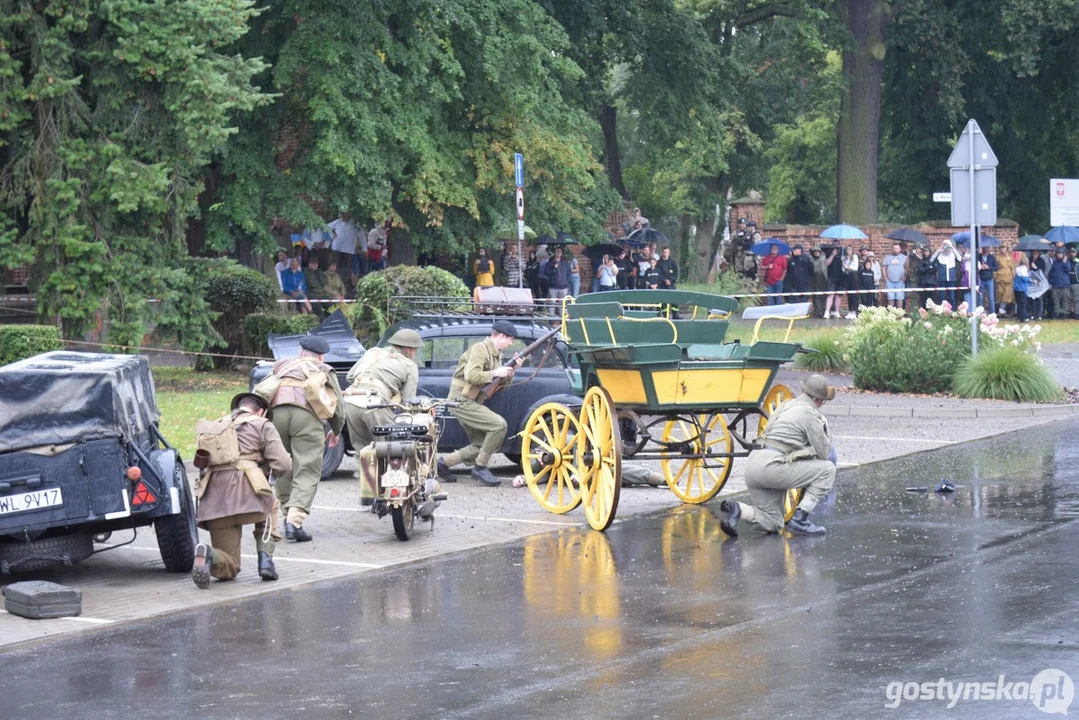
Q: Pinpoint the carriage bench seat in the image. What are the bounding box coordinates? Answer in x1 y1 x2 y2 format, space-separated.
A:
684 343 750 361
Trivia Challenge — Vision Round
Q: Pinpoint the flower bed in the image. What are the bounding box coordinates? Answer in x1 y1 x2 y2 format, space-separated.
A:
844 300 1043 394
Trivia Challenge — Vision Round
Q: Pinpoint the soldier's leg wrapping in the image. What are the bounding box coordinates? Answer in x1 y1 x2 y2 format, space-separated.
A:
271 406 296 513
270 496 283 541
284 411 327 523
254 514 276 556
206 518 243 580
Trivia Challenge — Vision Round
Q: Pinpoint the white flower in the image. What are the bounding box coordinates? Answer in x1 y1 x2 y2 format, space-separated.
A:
1012 339 1020 346
924 322 933 330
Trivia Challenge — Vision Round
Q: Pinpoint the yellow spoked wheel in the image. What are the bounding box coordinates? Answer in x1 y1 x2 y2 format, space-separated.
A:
579 387 622 532
757 383 794 437
522 402 583 514
659 414 733 504
783 488 806 523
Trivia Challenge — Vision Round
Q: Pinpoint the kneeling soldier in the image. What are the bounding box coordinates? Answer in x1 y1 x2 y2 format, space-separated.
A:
438 320 523 486
192 393 292 589
343 328 422 506
720 375 837 537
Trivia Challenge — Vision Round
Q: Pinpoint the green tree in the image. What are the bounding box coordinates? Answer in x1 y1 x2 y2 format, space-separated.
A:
210 0 621 257
0 0 267 349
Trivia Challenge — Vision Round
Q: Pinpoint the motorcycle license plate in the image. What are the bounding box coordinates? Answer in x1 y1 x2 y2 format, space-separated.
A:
381 469 410 488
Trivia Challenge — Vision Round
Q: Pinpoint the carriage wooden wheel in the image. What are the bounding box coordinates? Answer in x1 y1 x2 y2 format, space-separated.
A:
579 386 622 532
782 488 806 523
658 413 733 504
756 383 794 437
521 402 584 514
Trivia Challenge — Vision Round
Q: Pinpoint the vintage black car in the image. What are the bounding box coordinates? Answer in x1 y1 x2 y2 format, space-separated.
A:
0 353 196 573
249 311 583 476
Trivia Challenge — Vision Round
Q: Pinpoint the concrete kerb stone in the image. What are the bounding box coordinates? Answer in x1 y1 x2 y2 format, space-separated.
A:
821 403 1079 419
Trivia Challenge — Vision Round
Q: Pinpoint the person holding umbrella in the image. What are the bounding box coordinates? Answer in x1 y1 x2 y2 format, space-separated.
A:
1030 249 1048 320
759 243 788 305
841 245 860 318
976 244 999 312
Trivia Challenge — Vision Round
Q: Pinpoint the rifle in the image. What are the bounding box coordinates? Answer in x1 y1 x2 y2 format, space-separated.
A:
481 326 561 399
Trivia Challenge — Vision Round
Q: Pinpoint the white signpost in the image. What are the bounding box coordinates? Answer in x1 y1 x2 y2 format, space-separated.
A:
947 119 998 356
1049 179 1079 227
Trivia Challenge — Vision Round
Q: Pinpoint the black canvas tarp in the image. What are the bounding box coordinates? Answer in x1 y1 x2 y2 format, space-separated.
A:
0 352 159 453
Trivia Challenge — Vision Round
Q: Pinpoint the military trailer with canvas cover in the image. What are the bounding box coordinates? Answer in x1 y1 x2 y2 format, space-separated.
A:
520 290 814 531
0 353 196 572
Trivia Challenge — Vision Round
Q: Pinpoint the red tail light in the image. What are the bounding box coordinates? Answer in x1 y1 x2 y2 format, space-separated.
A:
389 488 400 498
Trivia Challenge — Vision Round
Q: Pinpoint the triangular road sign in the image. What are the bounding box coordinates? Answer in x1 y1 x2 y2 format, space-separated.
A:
947 119 999 168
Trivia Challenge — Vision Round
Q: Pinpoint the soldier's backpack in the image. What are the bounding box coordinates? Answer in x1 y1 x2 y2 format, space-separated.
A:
254 358 338 420
193 415 272 498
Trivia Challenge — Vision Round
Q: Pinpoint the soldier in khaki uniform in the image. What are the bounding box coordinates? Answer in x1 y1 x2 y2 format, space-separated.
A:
191 393 292 589
261 335 345 541
720 375 837 537
343 328 423 505
438 320 523 486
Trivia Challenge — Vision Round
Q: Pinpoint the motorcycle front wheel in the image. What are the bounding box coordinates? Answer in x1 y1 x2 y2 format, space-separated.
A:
391 501 415 541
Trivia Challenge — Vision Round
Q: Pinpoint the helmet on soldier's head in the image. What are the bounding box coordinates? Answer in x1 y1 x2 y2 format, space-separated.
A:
801 374 836 402
388 328 423 349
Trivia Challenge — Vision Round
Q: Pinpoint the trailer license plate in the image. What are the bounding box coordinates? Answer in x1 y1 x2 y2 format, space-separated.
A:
381 470 410 488
0 488 64 516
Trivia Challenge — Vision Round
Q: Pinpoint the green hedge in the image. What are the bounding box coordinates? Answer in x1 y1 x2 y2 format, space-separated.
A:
0 325 63 365
191 258 280 359
242 313 320 357
347 266 469 345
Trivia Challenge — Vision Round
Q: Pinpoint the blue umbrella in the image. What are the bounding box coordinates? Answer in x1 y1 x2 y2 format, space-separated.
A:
820 224 867 240
951 231 1000 247
750 238 791 256
1045 226 1079 243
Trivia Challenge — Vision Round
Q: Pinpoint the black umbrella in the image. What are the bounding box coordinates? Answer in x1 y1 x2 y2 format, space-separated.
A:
583 242 627 264
625 227 670 247
1016 234 1052 252
885 227 927 245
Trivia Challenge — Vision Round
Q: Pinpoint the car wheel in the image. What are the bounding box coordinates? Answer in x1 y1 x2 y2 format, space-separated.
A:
0 532 94 573
155 463 197 573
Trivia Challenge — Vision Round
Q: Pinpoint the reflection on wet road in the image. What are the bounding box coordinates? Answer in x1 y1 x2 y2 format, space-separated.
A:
3 421 1079 719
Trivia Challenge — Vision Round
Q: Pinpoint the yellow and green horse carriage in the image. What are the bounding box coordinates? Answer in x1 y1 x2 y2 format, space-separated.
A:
521 289 811 531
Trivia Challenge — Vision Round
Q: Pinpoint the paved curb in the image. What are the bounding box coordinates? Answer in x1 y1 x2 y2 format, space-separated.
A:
824 403 1079 419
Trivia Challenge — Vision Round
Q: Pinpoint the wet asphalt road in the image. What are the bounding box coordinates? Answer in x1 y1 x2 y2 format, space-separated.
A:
4 421 1079 719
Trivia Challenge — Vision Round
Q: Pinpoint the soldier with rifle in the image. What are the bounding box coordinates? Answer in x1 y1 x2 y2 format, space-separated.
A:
438 321 559 486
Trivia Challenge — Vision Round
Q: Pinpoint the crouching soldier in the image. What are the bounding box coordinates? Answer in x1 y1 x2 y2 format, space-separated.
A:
720 375 837 537
343 328 422 506
192 393 292 589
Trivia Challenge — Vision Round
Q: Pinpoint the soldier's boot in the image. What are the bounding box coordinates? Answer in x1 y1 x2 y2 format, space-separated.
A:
471 466 501 487
719 500 741 538
192 544 212 590
438 453 460 483
258 551 278 581
285 507 313 542
786 509 826 535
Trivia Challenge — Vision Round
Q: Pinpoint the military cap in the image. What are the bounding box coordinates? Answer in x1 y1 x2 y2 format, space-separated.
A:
491 320 518 338
299 335 330 354
388 328 423 348
231 392 272 419
801 374 836 402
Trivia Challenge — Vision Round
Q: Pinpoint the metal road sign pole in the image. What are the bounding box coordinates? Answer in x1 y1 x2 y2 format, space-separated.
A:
515 153 524 288
969 122 978 357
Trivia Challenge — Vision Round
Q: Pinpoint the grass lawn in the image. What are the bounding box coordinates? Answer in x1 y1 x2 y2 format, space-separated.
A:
152 367 248 459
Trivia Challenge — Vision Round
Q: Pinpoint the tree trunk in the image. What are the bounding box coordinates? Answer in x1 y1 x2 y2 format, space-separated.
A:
836 0 890 225
599 104 627 199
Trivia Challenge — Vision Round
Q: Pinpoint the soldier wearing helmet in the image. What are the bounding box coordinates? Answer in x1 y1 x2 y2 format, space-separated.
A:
344 328 424 505
720 374 838 537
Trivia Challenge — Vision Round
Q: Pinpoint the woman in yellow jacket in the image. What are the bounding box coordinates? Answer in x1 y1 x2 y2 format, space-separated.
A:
993 243 1015 316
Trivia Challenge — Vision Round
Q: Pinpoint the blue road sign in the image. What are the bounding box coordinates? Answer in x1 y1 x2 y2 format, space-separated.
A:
514 153 524 188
